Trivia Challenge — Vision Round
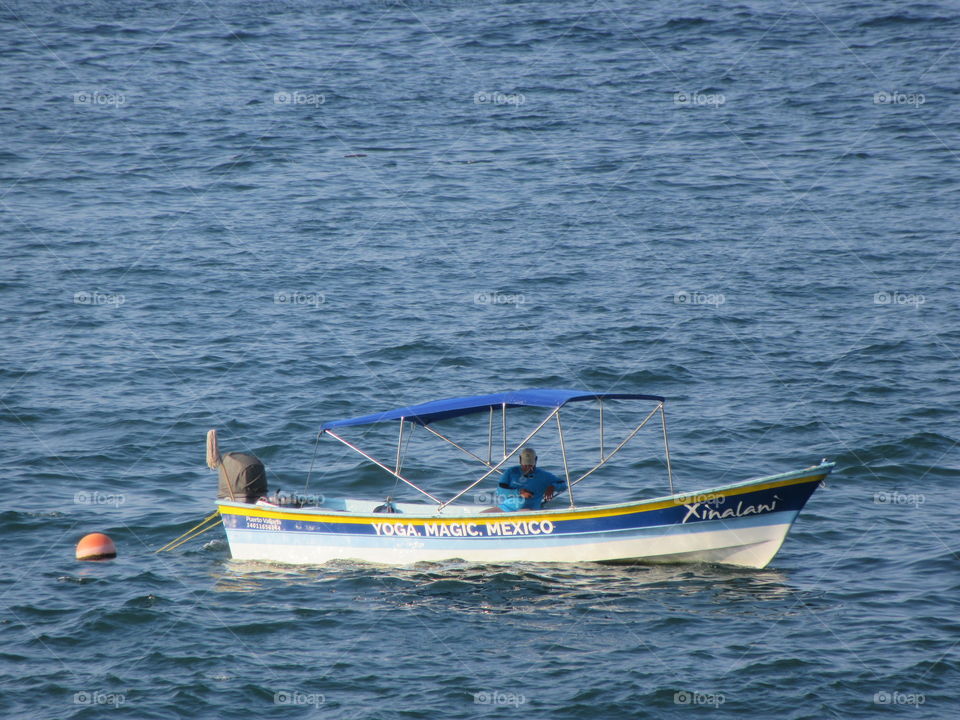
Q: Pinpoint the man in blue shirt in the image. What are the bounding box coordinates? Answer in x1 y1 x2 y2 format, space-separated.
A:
495 447 565 511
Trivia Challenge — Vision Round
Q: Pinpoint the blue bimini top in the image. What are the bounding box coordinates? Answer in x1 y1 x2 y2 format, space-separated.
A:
320 388 664 432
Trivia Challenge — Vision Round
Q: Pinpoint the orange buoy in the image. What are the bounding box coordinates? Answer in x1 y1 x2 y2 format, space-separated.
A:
76 533 117 561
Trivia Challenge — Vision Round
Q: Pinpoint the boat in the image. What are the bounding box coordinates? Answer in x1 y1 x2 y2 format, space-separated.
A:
209 389 834 569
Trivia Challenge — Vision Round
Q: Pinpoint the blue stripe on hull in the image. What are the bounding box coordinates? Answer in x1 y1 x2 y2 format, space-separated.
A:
224 509 803 552
222 479 819 541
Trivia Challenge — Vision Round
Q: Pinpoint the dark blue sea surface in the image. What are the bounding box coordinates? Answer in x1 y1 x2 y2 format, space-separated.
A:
2 0 959 717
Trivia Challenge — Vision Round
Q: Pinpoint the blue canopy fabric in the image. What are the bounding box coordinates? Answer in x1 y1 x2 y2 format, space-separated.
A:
319 388 665 431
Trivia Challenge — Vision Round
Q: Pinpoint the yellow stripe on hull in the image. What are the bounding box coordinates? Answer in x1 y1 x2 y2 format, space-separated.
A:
218 468 829 526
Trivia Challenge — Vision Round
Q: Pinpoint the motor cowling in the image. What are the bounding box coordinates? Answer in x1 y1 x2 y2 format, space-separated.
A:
217 451 267 503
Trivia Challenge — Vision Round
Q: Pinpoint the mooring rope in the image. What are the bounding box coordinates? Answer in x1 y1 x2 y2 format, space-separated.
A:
156 511 221 553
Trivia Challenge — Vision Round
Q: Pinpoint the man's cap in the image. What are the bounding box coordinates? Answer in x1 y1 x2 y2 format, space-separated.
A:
519 447 537 465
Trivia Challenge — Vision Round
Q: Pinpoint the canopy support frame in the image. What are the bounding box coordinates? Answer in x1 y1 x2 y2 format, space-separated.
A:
487 406 493 465
320 396 673 509
660 403 674 494
395 419 405 475
438 406 562 511
501 403 507 459
569 403 662 488
599 399 604 462
422 423 497 470
555 411 574 508
324 429 441 504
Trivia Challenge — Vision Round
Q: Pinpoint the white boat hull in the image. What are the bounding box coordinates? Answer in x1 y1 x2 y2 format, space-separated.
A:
218 464 831 569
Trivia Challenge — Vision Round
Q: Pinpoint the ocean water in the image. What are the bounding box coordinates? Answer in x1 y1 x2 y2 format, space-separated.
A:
2 0 959 717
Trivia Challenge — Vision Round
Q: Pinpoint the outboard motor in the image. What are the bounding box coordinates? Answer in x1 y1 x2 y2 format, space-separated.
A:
208 429 267 503
217 452 267 503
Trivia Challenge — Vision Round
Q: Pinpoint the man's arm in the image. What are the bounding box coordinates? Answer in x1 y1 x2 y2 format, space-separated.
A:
542 469 565 489
540 469 565 501
499 466 521 490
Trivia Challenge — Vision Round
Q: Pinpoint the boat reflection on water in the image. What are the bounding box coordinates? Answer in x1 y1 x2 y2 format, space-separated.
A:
212 556 803 624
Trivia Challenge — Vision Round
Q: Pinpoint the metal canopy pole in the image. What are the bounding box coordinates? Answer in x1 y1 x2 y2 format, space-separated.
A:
487 406 493 465
303 431 321 493
660 404 674 494
570 404 661 488
555 411 573 508
501 403 507 459
599 399 604 462
324 429 441 504
395 419 405 475
422 423 496 469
